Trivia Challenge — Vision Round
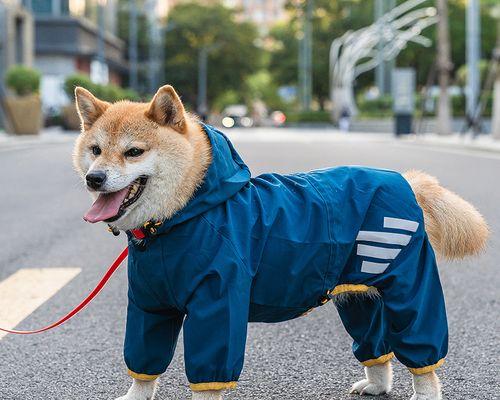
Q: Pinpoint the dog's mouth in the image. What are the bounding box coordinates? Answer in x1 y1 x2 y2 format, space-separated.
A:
83 176 148 224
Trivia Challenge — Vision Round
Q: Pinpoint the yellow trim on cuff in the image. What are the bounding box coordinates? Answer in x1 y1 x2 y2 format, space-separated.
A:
362 352 395 367
127 369 161 381
408 359 445 375
331 284 373 296
189 381 238 392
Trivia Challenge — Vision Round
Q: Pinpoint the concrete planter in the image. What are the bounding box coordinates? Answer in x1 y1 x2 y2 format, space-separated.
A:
62 103 81 131
4 94 42 135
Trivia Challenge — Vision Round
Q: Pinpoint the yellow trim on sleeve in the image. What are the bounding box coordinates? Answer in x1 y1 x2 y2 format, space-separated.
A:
331 284 373 296
361 352 395 367
127 369 161 381
189 381 238 391
408 359 445 375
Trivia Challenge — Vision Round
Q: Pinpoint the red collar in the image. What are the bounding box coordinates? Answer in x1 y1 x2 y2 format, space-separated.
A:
129 220 163 240
130 229 146 239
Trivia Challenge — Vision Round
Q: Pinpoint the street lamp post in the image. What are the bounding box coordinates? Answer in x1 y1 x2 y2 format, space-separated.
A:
375 0 396 95
92 0 109 85
436 0 453 135
492 5 500 139
466 0 481 132
298 0 313 111
197 46 208 120
129 0 138 91
97 0 106 67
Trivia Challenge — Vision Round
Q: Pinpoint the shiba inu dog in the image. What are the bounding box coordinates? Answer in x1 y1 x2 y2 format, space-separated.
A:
73 85 489 400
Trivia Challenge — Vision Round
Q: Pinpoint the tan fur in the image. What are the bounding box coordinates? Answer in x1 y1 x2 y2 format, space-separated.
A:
404 170 489 260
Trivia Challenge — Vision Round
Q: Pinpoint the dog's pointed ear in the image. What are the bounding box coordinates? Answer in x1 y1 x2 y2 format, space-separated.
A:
145 85 187 133
74 87 110 131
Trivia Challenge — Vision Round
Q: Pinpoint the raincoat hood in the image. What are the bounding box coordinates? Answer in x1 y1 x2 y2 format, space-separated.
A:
160 124 251 230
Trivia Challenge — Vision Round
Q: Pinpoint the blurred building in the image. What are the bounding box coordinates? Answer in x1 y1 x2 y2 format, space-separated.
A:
0 0 34 77
25 0 128 112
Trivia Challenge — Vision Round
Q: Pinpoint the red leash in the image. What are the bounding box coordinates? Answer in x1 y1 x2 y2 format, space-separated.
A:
0 246 129 335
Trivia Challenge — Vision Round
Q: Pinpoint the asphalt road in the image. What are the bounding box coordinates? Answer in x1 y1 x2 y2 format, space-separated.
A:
0 128 498 400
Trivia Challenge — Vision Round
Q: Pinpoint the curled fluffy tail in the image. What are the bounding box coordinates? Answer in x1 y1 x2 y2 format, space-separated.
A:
404 170 489 260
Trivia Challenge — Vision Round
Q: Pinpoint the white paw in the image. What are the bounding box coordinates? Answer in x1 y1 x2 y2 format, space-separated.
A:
115 378 158 400
410 395 441 400
115 393 148 400
192 390 223 400
350 379 390 395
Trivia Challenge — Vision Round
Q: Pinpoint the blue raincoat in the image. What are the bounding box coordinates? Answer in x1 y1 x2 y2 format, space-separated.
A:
124 124 448 391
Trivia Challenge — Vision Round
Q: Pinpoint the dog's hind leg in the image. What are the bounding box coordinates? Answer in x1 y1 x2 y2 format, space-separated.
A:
350 361 393 395
411 371 441 400
333 291 394 396
115 378 158 400
192 390 223 400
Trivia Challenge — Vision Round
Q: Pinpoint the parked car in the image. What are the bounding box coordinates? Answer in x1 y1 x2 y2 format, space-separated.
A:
221 105 254 128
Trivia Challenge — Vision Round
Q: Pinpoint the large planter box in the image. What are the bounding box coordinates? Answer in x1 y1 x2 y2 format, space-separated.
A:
4 94 42 135
62 103 81 131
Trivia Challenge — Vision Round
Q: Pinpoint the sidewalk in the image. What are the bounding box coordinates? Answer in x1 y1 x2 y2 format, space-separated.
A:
0 127 77 151
397 132 500 154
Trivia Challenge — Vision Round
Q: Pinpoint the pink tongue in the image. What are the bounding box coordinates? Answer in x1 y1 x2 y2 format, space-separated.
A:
83 187 130 223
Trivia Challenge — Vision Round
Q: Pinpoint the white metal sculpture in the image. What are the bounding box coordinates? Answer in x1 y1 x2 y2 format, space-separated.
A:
329 0 438 121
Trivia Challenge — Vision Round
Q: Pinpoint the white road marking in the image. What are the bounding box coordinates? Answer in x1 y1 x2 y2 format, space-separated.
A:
357 244 401 260
356 230 412 245
0 268 81 340
384 217 419 232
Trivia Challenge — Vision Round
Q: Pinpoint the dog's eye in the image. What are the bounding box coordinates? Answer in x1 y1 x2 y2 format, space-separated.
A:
91 145 101 156
125 148 145 158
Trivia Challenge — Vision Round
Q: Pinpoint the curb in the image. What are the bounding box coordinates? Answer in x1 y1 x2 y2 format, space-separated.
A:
398 133 500 155
0 130 78 151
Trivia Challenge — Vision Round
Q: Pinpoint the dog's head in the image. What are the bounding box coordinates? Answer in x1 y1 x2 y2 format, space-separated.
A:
73 85 207 231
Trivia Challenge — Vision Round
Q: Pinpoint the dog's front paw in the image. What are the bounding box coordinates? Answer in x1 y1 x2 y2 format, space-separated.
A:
192 390 222 400
115 394 149 400
115 378 158 400
350 379 390 396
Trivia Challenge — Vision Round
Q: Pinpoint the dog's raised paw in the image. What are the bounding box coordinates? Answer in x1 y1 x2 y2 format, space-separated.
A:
350 379 389 396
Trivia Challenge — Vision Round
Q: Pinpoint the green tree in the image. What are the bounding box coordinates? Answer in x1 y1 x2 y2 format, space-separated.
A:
116 0 152 94
269 0 375 109
163 2 262 111
269 0 498 109
397 0 497 85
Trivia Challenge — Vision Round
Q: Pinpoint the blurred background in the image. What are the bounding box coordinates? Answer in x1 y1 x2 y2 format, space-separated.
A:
0 0 499 136
1 3 500 399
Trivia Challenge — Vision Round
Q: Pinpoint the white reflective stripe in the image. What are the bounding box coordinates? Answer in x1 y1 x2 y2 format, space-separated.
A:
361 261 390 274
383 217 419 232
356 231 412 246
357 244 401 260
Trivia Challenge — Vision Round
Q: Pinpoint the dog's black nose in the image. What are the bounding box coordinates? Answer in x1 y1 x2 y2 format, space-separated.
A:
86 171 107 190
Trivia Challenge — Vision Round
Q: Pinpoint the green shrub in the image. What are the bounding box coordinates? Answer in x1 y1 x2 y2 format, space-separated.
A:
285 110 331 123
98 84 122 102
63 74 96 98
358 95 393 117
5 65 41 96
63 74 140 102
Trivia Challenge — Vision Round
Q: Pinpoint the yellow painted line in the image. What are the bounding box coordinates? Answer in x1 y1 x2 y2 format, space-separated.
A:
0 268 81 340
